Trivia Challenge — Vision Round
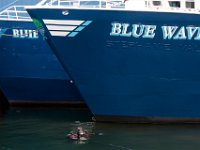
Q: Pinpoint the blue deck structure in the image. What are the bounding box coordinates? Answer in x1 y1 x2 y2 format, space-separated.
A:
0 0 84 107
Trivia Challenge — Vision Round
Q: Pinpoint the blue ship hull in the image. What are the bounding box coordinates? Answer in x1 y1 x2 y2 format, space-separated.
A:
27 8 200 122
0 19 83 106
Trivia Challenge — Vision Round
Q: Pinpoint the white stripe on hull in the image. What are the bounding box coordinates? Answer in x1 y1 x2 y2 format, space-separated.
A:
49 31 70 36
46 25 77 31
43 19 84 25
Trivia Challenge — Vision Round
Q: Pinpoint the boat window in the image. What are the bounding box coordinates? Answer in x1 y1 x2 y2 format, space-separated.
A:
186 1 195 8
152 1 161 6
169 1 180 8
79 1 100 8
145 1 148 6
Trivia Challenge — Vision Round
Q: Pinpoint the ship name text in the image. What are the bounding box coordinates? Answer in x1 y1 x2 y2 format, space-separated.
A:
110 23 200 40
13 29 39 39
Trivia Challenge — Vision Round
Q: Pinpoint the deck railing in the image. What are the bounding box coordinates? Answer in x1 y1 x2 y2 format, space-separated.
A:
0 5 31 20
0 0 199 21
0 0 125 21
46 0 125 8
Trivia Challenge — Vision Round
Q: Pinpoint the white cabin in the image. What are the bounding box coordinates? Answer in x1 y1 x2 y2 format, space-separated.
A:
1 0 200 21
125 0 200 12
45 0 200 13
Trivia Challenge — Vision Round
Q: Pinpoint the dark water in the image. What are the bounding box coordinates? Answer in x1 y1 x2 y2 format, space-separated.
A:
1 108 200 150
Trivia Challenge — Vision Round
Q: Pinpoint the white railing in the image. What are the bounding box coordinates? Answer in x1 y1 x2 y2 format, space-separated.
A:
0 0 199 21
40 0 198 12
45 0 125 8
0 0 125 21
0 5 31 20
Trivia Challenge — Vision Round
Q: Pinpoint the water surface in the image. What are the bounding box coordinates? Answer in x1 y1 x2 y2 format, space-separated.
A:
1 108 200 150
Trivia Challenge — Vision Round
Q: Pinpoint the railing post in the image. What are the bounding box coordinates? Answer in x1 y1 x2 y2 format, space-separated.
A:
14 6 18 19
7 10 9 19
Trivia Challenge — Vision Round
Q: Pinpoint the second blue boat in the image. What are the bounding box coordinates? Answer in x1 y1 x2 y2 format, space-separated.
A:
0 0 83 106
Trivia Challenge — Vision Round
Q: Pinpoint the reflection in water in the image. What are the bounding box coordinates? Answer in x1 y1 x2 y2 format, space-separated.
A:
0 89 9 117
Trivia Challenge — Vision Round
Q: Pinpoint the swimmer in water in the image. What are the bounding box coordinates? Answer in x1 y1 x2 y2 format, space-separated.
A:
77 128 80 140
77 127 85 140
